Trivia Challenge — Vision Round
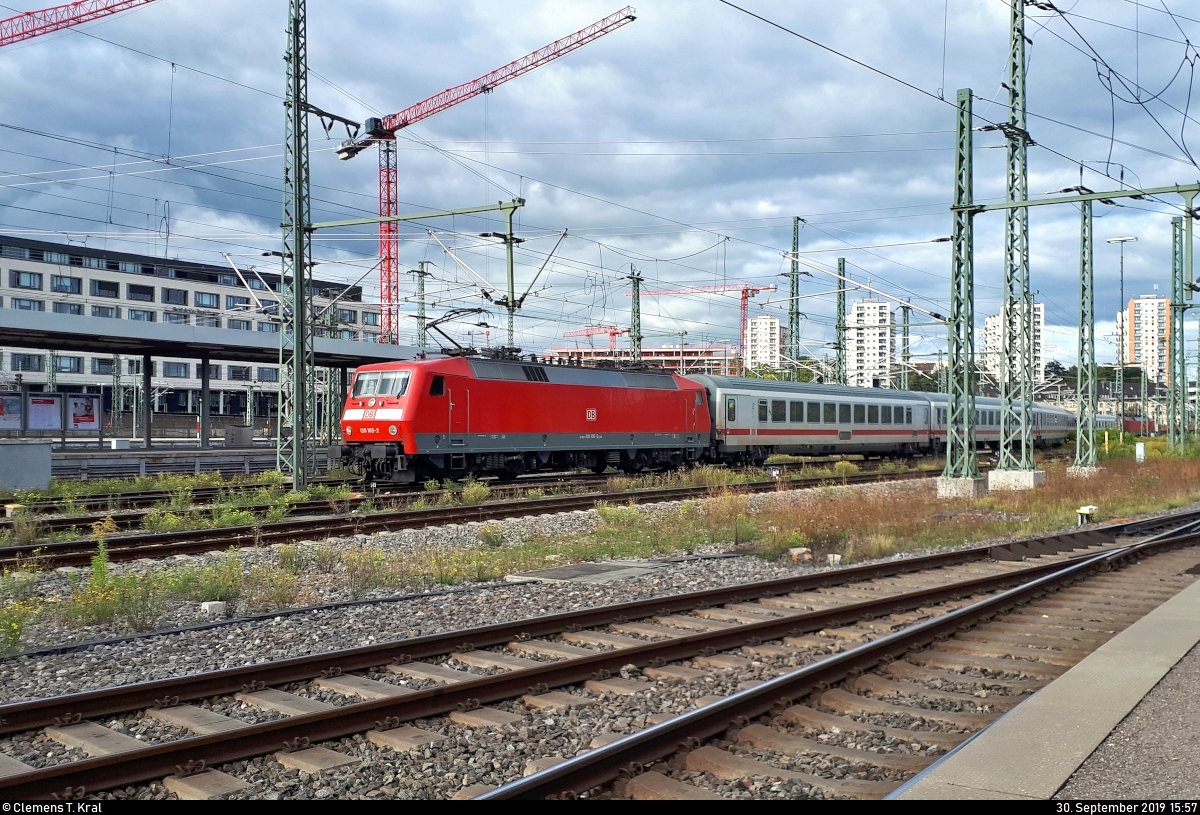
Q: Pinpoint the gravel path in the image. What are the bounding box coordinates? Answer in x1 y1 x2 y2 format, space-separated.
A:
1055 641 1200 799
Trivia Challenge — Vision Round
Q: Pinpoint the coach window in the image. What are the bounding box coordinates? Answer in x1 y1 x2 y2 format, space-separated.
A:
881 406 892 424
853 404 866 424
758 400 768 422
896 405 907 424
868 405 879 424
908 407 915 425
726 398 736 422
838 404 851 424
808 402 821 423
771 400 786 422
789 401 803 422
429 375 445 396
824 403 837 423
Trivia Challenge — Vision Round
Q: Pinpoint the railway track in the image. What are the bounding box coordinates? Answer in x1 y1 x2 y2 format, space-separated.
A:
484 529 1200 800
0 510 1195 800
0 467 941 570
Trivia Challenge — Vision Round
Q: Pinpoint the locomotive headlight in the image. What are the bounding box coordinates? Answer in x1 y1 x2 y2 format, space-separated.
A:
345 426 352 436
389 425 398 436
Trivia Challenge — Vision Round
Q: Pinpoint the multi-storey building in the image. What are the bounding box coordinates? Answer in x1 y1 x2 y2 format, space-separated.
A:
982 302 1046 383
547 343 739 376
743 315 782 370
0 234 382 423
1118 294 1170 384
848 299 893 388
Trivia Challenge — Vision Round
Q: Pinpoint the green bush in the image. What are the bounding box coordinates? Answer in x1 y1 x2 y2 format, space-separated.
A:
424 479 441 492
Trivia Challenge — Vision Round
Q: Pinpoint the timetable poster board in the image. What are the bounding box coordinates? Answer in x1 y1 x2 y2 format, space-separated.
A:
27 395 62 431
69 395 99 431
0 393 21 430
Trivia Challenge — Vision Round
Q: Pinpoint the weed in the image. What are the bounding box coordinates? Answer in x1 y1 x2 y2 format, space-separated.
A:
156 488 194 512
141 510 191 533
1 599 40 654
275 544 304 574
460 479 491 505
408 497 430 511
91 516 119 539
245 566 298 611
441 479 457 492
264 503 290 524
354 499 378 516
10 512 43 546
424 479 441 492
307 483 351 501
478 523 506 548
313 543 341 574
341 547 391 599
0 568 39 602
526 488 545 499
757 531 812 561
436 491 458 507
57 498 88 518
832 461 860 481
210 508 256 529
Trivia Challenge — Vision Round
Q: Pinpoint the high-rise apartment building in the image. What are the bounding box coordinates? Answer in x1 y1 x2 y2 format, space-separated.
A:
1118 294 1170 384
848 299 893 388
982 302 1045 383
743 315 783 370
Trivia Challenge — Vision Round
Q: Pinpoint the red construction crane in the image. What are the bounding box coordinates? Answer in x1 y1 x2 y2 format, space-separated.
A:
564 324 627 352
638 283 777 351
336 6 637 344
1 0 159 48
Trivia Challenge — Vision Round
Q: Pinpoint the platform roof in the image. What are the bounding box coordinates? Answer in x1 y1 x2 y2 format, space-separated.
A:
0 309 418 368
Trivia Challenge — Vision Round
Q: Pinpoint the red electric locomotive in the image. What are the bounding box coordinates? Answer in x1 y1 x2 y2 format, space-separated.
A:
340 355 712 483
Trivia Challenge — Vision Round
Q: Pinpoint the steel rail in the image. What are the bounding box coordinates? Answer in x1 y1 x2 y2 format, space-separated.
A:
0 469 939 570
478 527 1199 800
0 540 1004 735
0 549 1106 799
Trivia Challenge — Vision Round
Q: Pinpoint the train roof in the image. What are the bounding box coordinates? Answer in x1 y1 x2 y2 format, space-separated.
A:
686 375 930 401
354 356 690 391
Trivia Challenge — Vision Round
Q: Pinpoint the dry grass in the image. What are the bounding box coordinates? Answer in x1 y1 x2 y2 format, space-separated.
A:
755 458 1200 563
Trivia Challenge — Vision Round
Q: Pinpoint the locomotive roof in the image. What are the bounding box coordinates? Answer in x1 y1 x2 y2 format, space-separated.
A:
467 358 683 390
687 375 929 401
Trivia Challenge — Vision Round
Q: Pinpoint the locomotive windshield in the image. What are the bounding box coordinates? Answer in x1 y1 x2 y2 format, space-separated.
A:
352 370 411 397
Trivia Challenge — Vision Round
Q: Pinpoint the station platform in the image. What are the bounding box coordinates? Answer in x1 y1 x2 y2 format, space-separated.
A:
49 446 339 480
893 565 1200 800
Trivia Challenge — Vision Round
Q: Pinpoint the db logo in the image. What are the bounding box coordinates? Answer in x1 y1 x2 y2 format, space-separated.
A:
363 409 377 419
586 409 597 421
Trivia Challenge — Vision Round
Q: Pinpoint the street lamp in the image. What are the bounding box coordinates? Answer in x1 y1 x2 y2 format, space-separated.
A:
1108 236 1137 442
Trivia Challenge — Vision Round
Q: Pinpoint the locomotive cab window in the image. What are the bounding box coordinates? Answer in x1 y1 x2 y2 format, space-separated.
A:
726 398 736 422
838 404 851 424
853 405 866 425
867 405 879 424
758 400 769 422
881 406 892 424
790 401 803 422
771 400 786 422
824 403 836 423
808 402 821 423
429 375 445 396
352 370 411 398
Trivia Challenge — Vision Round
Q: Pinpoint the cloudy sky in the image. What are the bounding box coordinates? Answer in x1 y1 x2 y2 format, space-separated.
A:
1 0 1198 369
